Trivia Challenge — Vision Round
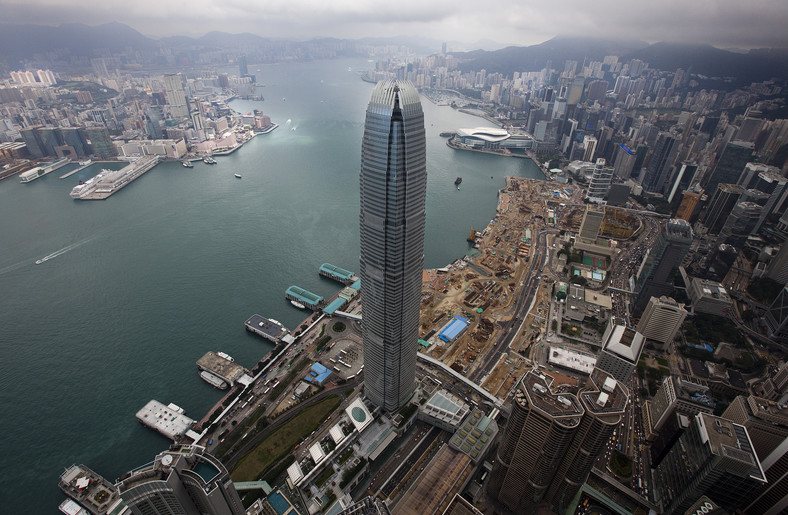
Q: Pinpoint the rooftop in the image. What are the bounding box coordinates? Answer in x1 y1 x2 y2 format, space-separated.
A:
698 413 766 482
548 346 597 375
286 285 323 305
603 323 645 364
196 351 247 384
520 370 583 424
319 263 354 279
456 127 511 142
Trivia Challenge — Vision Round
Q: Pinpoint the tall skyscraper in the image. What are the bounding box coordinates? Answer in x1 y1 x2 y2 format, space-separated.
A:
359 80 426 412
488 369 628 512
702 183 744 233
116 445 244 515
634 219 693 313
637 296 687 346
596 319 645 382
585 158 613 203
642 132 678 194
704 140 754 199
652 413 766 514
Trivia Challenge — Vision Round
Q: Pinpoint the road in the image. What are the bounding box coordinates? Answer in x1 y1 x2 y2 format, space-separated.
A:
470 228 556 383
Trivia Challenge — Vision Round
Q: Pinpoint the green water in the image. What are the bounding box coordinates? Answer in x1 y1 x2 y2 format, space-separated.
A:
0 58 543 513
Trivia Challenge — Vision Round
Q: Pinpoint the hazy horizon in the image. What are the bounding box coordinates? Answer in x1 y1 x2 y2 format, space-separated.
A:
2 0 788 50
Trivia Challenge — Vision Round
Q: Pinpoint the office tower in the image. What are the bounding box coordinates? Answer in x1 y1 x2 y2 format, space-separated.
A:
749 170 788 233
645 376 715 439
579 206 605 240
164 74 189 118
634 219 693 314
20 127 44 158
116 445 244 515
765 286 788 344
642 132 678 194
585 80 608 102
652 413 766 514
747 438 788 515
704 140 754 199
37 127 59 156
596 320 645 382
767 244 788 285
707 243 738 282
359 80 426 412
585 158 612 203
722 395 788 460
582 136 597 162
238 55 248 76
488 369 627 512
613 144 636 179
666 162 698 203
702 183 743 234
637 296 687 346
79 127 118 159
675 191 701 222
716 201 762 247
59 127 88 157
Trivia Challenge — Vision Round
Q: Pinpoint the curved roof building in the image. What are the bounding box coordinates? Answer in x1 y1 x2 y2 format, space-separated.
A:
456 127 511 144
359 80 426 412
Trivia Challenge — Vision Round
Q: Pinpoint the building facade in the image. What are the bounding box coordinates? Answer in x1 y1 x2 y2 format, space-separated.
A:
596 320 645 382
637 296 687 346
359 80 427 412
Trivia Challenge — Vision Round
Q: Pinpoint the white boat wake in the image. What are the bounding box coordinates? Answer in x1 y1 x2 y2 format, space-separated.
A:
34 238 93 265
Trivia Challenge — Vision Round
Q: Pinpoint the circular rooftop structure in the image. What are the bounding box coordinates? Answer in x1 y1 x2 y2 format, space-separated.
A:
351 406 367 423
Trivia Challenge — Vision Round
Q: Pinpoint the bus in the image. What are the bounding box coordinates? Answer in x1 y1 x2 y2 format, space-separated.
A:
263 387 271 394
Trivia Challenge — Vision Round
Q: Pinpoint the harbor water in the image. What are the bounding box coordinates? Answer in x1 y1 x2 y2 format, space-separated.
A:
0 58 543 513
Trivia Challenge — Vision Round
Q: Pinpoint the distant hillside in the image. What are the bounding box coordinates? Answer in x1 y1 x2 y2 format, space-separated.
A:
454 36 650 74
623 42 788 80
0 22 158 64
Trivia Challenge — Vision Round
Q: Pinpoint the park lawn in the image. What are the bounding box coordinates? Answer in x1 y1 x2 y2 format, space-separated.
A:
231 395 341 482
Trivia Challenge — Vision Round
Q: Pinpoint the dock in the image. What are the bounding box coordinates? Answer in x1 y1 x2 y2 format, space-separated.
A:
318 263 357 285
135 400 194 440
19 157 70 183
70 155 159 200
59 160 94 179
286 285 325 309
196 351 249 386
245 314 289 342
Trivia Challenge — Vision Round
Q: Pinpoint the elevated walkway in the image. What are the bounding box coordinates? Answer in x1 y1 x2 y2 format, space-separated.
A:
417 353 502 407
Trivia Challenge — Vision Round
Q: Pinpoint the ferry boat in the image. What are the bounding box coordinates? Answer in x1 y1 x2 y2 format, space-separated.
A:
203 156 217 165
78 159 92 166
290 300 306 309
182 160 194 168
234 173 242 178
200 370 228 390
217 352 234 362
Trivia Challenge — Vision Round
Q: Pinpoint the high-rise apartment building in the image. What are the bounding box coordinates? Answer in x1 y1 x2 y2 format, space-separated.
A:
652 413 766 514
488 369 628 512
359 80 426 412
634 219 693 313
116 445 244 515
596 320 645 382
637 296 687 346
164 74 189 118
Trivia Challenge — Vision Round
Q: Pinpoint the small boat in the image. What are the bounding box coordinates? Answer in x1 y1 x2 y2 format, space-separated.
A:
234 174 242 179
217 352 234 362
182 160 193 168
290 300 306 309
455 177 462 185
200 370 228 390
203 156 217 164
35 259 43 265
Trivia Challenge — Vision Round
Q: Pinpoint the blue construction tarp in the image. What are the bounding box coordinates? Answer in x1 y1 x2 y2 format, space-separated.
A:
308 362 332 384
439 316 470 342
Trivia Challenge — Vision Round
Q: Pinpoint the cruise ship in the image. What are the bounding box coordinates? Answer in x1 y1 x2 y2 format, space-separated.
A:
70 155 159 200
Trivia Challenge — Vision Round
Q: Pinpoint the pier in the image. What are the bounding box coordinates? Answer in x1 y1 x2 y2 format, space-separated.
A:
197 351 249 387
245 314 289 342
59 160 94 179
285 285 324 309
319 263 357 285
135 400 194 440
70 155 160 200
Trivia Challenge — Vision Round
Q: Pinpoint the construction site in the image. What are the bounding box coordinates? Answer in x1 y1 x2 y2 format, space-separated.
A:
418 177 587 397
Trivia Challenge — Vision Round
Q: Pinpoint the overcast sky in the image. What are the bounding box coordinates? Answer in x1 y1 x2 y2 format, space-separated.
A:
3 0 788 49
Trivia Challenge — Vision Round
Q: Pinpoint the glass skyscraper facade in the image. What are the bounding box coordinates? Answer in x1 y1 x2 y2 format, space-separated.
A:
359 80 426 412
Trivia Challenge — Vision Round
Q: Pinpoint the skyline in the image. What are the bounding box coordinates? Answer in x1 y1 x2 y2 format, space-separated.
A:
3 0 788 51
